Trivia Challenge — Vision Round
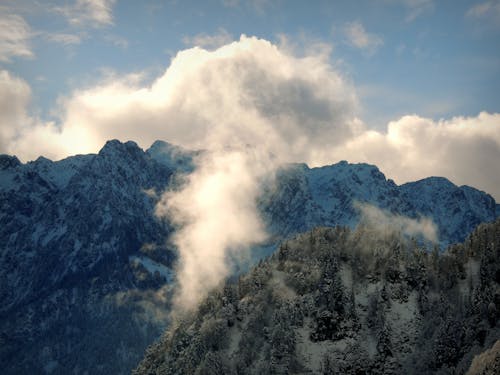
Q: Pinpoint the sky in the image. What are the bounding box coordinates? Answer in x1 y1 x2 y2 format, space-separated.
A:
0 0 499 198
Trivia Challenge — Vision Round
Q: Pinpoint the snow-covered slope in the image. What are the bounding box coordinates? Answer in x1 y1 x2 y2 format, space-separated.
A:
401 177 498 245
0 140 178 374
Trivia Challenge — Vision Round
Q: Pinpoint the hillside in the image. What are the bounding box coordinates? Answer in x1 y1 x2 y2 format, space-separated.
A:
134 219 500 374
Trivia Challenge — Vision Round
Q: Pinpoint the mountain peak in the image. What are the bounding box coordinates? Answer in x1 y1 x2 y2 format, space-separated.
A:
146 139 198 172
0 154 21 170
98 139 142 158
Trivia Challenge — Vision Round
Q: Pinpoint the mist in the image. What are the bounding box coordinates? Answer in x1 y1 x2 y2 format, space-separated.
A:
149 37 358 312
354 201 438 243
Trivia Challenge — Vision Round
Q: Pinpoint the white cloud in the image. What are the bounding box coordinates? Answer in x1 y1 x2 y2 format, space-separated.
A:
330 113 500 201
0 70 66 159
343 21 383 55
182 28 233 50
156 149 271 311
0 14 33 62
0 70 31 152
2 35 499 200
55 0 116 28
2 35 356 163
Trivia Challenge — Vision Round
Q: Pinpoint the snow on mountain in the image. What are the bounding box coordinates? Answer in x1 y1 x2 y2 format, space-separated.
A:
401 177 498 245
261 161 497 247
0 139 498 374
0 140 177 374
146 140 200 172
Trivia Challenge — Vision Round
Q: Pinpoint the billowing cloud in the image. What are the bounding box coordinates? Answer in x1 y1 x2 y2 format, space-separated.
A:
2 35 357 162
355 201 438 243
183 28 234 50
155 149 272 310
1 35 499 200
0 14 33 62
343 21 383 55
331 112 500 200
55 0 116 28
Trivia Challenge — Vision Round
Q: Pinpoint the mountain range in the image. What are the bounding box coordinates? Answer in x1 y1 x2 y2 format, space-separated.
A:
0 139 498 374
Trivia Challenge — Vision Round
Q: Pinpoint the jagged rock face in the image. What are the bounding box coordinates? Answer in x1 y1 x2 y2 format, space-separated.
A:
261 162 498 247
401 177 499 246
0 140 178 374
134 220 500 375
0 139 499 374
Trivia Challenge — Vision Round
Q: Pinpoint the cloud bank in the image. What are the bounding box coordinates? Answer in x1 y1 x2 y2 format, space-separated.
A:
332 112 500 201
1 35 498 196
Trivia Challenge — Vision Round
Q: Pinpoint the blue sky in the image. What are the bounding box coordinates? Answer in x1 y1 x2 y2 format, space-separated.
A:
1 0 499 198
3 0 499 125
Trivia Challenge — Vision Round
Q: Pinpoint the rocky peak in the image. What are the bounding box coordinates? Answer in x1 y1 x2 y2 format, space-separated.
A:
98 139 143 159
0 154 21 170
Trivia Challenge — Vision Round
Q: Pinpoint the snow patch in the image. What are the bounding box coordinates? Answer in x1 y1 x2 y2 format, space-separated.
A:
129 256 173 282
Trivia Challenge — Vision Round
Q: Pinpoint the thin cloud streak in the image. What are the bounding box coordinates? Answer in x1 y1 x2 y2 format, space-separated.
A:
54 0 116 28
0 14 34 62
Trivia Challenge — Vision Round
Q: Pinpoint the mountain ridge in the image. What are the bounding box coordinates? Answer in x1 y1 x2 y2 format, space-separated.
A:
0 139 498 374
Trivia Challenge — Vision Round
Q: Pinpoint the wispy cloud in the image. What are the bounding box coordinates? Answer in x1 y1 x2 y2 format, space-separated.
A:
44 32 82 46
54 0 116 28
404 0 434 21
466 1 500 26
0 14 34 62
182 28 233 49
384 0 434 22
343 21 383 55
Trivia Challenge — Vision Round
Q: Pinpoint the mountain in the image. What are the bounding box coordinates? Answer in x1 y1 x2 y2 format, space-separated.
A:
134 219 500 375
0 139 498 374
260 162 498 247
0 141 178 374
